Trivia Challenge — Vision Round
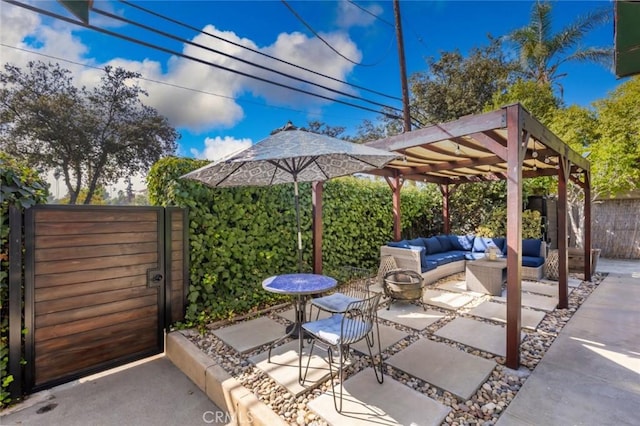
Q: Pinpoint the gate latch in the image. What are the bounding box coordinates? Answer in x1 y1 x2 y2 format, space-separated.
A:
147 269 164 288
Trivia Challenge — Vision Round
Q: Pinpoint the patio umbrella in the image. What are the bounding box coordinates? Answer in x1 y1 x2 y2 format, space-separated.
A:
181 123 399 272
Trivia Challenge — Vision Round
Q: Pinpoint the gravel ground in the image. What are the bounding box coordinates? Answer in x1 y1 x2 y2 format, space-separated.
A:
185 272 604 426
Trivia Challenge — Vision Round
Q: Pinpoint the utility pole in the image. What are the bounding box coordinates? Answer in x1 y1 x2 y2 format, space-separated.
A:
393 0 412 132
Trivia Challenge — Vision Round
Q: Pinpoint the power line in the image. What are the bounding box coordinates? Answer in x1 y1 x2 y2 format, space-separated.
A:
281 0 390 67
118 0 401 102
92 6 399 113
0 42 349 120
3 0 403 120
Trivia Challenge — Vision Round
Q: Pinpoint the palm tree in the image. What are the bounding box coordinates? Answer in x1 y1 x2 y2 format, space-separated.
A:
506 1 613 95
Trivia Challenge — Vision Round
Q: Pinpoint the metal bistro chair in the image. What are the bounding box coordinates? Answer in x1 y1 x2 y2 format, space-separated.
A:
300 293 384 413
309 267 373 320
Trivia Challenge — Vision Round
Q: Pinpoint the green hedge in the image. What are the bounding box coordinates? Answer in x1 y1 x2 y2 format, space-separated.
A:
147 157 442 325
0 153 49 408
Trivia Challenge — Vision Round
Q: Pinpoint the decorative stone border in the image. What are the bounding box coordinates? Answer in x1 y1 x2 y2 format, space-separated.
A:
166 331 287 426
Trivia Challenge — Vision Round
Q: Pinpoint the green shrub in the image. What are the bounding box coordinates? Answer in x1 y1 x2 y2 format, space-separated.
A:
474 207 542 239
147 157 441 326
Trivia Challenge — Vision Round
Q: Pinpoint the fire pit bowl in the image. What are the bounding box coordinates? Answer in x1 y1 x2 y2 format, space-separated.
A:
383 269 425 310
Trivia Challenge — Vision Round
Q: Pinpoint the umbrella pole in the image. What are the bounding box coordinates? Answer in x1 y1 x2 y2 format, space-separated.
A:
294 180 303 273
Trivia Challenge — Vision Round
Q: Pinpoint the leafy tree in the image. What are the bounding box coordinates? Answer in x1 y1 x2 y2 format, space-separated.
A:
547 77 640 246
0 61 179 204
505 1 612 96
488 79 562 124
304 120 346 138
409 38 516 125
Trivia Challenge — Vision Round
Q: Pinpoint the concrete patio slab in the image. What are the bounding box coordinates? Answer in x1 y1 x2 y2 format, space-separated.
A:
435 317 524 357
436 280 483 296
308 368 451 426
249 341 332 397
521 280 570 297
469 301 546 331
386 339 495 400
351 323 409 354
212 317 285 353
376 303 445 330
494 292 558 312
422 289 475 310
539 277 582 288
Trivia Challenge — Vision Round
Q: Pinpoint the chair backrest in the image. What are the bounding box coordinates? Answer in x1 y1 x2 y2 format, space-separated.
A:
332 266 373 300
339 293 381 345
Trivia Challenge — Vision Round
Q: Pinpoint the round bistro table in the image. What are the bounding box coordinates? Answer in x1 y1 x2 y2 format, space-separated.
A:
262 273 337 377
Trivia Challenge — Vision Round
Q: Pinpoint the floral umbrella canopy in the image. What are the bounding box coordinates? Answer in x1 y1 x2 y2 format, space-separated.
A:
182 124 399 271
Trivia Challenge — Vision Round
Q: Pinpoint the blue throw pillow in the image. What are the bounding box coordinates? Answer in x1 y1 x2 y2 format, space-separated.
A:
423 236 443 254
491 237 505 255
522 239 542 257
472 237 488 253
388 240 410 248
407 237 425 247
435 235 453 251
448 235 465 250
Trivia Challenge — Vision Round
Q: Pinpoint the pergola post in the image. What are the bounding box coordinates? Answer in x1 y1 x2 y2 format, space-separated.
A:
505 105 524 369
583 171 592 281
440 184 450 234
557 158 570 309
312 181 323 274
385 174 403 241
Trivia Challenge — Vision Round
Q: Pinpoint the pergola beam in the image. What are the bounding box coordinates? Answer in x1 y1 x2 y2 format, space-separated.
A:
366 109 506 152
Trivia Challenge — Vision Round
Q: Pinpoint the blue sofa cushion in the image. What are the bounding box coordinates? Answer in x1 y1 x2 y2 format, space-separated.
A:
473 237 503 253
420 251 438 272
435 235 453 251
448 235 463 250
493 237 506 254
522 255 545 268
465 252 487 260
388 240 410 248
522 239 542 257
423 251 465 266
423 236 443 254
407 238 426 247
452 235 474 250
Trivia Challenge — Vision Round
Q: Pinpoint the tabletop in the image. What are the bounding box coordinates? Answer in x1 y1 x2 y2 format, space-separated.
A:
262 273 337 296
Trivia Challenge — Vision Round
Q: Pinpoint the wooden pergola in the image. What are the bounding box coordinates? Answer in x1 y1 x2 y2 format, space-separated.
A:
311 103 592 369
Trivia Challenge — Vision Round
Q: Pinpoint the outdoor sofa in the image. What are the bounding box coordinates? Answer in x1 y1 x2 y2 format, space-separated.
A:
380 235 547 285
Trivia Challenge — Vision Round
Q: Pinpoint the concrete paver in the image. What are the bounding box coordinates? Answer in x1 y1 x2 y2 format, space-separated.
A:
308 368 451 426
422 289 475 310
212 316 284 353
351 323 408 354
435 317 523 357
494 291 558 312
521 280 568 297
376 304 445 330
386 338 495 400
249 341 332 397
469 301 546 331
436 279 483 296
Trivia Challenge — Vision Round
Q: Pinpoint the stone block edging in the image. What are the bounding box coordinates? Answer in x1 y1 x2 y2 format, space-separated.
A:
166 331 287 426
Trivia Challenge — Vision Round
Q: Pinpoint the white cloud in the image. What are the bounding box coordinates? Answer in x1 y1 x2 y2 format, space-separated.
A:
335 1 381 28
190 136 252 161
0 1 362 133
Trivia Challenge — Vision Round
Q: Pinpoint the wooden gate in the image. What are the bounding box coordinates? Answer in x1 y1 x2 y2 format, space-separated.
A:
20 205 188 392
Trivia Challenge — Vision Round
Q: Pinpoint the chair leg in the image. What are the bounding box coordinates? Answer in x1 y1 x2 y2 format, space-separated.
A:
368 322 384 384
299 339 317 385
330 344 346 413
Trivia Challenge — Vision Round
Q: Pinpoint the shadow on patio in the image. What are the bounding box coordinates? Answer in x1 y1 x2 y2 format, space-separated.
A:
176 270 594 426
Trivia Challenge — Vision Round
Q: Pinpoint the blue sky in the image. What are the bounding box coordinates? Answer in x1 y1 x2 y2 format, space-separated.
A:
0 1 622 192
